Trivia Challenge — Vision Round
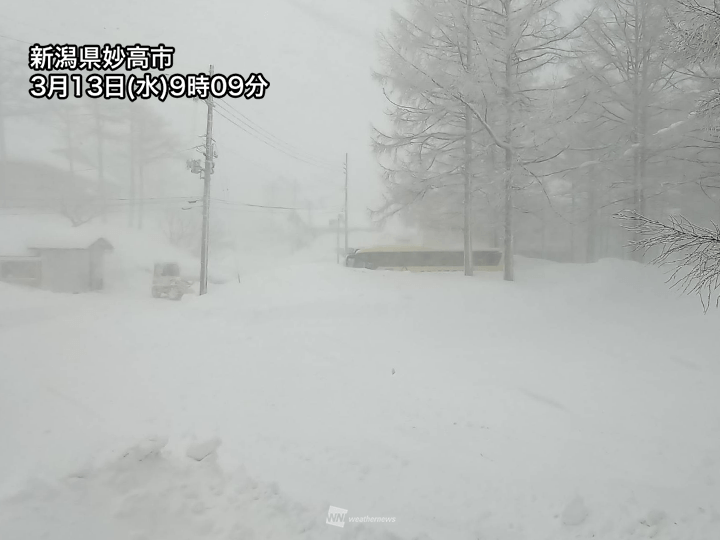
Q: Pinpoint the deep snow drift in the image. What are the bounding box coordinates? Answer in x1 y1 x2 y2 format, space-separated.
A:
0 437 403 540
1 253 719 540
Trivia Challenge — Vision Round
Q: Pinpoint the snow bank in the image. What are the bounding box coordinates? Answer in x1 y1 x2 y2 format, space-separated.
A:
0 437 405 540
1 254 719 539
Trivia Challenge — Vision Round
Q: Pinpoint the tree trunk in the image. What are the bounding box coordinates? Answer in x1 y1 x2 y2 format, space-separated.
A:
138 163 145 230
502 1 515 281
504 146 514 280
586 163 597 263
0 110 6 209
65 114 76 221
487 144 499 248
570 181 576 262
0 76 5 208
463 0 474 276
464 108 473 276
630 0 647 262
93 101 107 223
137 115 145 230
541 199 548 260
129 106 136 228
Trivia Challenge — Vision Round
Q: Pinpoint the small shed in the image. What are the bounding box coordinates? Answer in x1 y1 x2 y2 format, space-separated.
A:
26 236 114 293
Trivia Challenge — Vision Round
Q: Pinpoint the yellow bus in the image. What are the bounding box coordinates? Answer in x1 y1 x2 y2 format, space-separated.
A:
345 246 503 272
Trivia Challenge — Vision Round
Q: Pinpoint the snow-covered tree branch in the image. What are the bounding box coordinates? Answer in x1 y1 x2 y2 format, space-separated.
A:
617 210 720 309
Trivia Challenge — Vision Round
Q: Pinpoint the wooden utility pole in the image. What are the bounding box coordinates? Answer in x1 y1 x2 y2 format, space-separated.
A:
199 64 215 296
344 153 349 254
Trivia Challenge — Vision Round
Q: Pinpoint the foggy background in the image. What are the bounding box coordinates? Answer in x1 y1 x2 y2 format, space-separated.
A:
2 2 720 540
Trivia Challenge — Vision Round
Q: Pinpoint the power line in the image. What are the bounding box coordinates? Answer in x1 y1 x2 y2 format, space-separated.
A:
213 106 343 173
2 195 197 203
0 194 340 212
213 104 341 172
0 200 341 217
210 197 340 212
216 97 340 169
0 33 33 45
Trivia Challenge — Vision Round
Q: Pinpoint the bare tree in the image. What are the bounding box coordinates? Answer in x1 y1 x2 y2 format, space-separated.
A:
375 0 585 280
374 0 482 275
618 210 720 309
161 207 202 250
0 40 44 206
128 102 184 230
89 99 126 223
606 2 720 310
574 0 695 260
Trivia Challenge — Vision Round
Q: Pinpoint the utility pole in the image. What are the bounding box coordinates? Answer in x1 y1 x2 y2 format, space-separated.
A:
336 213 341 264
344 153 348 254
199 64 215 296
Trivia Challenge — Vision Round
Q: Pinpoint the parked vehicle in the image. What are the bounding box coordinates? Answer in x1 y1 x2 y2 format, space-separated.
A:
152 262 193 300
346 246 503 272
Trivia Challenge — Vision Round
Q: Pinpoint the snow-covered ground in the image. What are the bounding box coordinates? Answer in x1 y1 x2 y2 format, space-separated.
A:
1 245 719 540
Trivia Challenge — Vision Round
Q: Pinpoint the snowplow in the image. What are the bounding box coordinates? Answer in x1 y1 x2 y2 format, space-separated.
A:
151 262 194 301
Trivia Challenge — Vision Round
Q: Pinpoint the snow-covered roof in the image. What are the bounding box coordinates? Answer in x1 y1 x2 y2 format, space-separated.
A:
0 216 199 275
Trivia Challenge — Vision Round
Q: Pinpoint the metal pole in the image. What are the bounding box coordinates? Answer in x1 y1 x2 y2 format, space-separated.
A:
344 153 348 254
199 64 215 296
336 214 341 264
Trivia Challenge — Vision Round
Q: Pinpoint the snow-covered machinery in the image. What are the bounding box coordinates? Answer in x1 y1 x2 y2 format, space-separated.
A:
151 262 193 301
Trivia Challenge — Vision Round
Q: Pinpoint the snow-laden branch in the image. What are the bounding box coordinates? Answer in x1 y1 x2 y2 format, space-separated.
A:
616 211 720 311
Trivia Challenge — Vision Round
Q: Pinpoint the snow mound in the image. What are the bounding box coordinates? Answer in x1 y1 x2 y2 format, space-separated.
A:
186 437 222 462
0 438 406 540
561 496 589 526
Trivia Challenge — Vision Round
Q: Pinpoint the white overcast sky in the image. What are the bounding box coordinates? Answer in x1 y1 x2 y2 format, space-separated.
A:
1 0 588 226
